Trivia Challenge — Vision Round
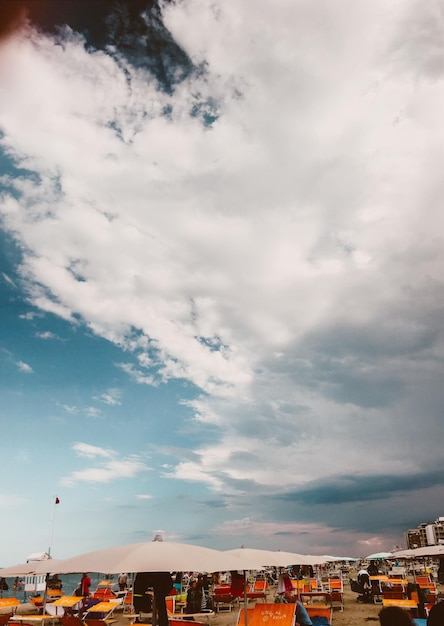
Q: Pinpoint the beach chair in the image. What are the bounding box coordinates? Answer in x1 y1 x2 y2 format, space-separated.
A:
245 581 268 602
45 590 63 602
83 601 121 624
414 576 437 604
328 577 344 611
415 575 431 586
290 580 311 597
299 592 333 625
122 592 134 614
0 614 13 626
48 596 84 617
60 615 84 626
381 579 408 601
211 587 234 612
84 619 112 626
167 597 215 623
0 599 21 614
244 603 296 626
236 608 254 626
381 598 419 617
92 589 117 602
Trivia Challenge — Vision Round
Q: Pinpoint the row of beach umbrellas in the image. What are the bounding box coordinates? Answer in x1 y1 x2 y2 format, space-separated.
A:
11 541 439 579
0 542 347 577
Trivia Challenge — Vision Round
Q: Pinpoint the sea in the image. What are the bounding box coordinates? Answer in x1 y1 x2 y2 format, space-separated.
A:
0 573 122 601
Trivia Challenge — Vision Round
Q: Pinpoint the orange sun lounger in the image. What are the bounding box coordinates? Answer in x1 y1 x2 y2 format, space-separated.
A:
237 603 296 626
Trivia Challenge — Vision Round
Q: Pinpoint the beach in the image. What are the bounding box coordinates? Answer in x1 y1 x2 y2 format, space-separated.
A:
3 568 436 626
186 582 388 626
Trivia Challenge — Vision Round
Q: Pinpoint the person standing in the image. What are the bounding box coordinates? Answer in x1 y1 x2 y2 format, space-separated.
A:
80 573 91 597
134 571 172 626
185 580 202 614
118 573 128 591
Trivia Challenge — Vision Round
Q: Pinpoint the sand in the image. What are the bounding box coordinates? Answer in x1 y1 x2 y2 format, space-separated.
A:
118 577 423 626
9 572 438 626
202 583 383 626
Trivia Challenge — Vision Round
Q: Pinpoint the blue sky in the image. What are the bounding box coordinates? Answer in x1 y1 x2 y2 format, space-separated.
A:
1 0 444 566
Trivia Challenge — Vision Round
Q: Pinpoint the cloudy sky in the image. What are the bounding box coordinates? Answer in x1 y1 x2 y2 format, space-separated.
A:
1 0 444 566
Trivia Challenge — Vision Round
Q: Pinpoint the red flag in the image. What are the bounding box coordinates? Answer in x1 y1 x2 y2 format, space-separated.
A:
55 497 60 504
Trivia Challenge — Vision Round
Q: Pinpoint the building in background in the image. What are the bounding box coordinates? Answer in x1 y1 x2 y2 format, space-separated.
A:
405 517 444 548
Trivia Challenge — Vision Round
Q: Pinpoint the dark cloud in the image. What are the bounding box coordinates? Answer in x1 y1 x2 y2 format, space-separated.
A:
302 320 437 361
0 0 194 92
279 470 444 505
199 499 229 509
105 2 193 92
263 313 442 409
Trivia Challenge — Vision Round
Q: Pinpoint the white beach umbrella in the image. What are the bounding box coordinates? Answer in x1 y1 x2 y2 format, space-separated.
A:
365 552 393 560
391 545 444 560
410 545 444 558
322 555 359 562
52 541 247 575
390 549 414 559
274 551 327 566
0 559 62 577
301 554 331 565
223 548 324 626
224 547 315 569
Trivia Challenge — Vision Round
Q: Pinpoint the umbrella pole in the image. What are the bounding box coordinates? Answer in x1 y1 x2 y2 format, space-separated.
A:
243 570 248 626
42 575 48 616
152 594 157 626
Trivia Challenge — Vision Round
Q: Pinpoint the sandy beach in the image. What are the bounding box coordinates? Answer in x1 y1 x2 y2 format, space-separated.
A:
195 583 385 626
6 570 439 626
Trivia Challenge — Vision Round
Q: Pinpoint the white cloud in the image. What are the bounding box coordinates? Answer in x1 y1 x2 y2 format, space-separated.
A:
61 457 150 486
115 363 158 386
1 0 444 544
61 405 79 414
61 444 150 486
16 360 33 373
84 406 102 418
136 494 153 500
72 442 115 459
19 312 42 320
215 517 331 539
1 272 15 287
35 331 58 340
95 389 122 406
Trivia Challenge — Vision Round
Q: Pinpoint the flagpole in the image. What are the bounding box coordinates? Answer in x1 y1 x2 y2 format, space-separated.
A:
48 496 59 556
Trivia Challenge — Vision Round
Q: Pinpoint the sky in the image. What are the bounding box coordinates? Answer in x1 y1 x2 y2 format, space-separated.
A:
1 0 444 567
